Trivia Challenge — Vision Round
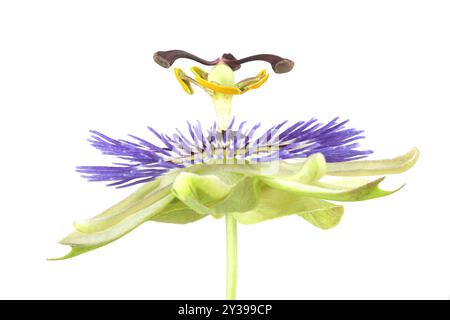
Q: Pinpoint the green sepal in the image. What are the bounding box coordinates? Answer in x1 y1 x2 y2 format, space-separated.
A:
215 147 419 180
51 194 174 260
74 181 166 233
233 185 344 228
149 198 206 224
288 153 326 183
212 177 261 218
261 176 399 201
326 147 419 176
48 244 105 261
298 202 344 229
171 172 243 215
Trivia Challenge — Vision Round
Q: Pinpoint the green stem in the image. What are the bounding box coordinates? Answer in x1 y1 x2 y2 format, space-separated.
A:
225 212 238 300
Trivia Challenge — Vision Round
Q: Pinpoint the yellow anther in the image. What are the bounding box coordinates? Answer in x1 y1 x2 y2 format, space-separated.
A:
247 70 269 90
195 75 242 95
190 66 208 80
174 68 193 95
236 69 269 93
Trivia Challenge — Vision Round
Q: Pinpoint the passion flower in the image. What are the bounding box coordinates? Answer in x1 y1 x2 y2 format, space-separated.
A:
53 50 419 300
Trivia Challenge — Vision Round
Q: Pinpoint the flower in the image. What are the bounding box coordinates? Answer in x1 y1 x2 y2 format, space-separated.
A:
53 50 419 300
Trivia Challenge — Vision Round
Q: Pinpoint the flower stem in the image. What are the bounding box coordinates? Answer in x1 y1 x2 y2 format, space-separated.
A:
225 212 238 300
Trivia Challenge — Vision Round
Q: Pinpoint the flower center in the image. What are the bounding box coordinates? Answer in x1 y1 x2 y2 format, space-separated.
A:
154 50 295 131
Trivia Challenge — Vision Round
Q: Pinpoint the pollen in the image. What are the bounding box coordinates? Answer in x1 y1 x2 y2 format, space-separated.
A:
174 68 193 95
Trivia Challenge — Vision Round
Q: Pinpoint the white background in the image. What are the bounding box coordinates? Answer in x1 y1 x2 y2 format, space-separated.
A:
0 0 449 300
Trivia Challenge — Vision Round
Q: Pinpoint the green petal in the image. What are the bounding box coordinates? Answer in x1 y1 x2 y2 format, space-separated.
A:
196 148 419 180
197 170 246 185
326 147 420 176
233 185 344 226
74 179 159 232
213 177 261 217
298 203 344 229
74 182 169 233
314 177 375 190
86 179 160 219
48 244 105 261
51 194 174 260
287 153 326 183
72 167 201 233
261 176 399 201
172 172 242 215
149 198 206 224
